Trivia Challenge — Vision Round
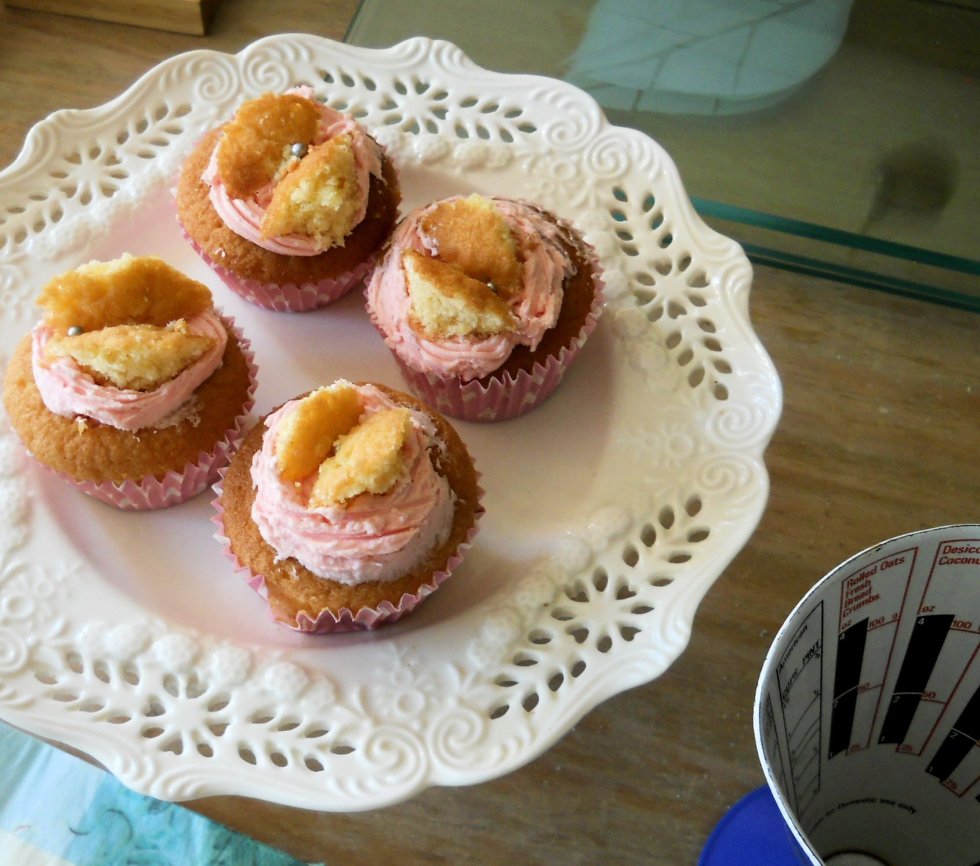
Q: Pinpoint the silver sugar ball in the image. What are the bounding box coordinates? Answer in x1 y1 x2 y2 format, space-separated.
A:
67 325 84 337
290 142 309 158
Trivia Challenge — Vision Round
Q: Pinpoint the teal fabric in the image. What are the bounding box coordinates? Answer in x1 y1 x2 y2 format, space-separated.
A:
0 723 307 865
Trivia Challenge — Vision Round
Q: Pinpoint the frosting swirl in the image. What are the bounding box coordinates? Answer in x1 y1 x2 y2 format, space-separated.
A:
31 311 228 432
250 384 455 585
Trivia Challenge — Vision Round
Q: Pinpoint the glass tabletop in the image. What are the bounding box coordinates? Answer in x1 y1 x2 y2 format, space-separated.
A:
346 0 979 310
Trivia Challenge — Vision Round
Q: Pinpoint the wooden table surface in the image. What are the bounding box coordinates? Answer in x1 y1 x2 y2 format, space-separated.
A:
1 3 977 864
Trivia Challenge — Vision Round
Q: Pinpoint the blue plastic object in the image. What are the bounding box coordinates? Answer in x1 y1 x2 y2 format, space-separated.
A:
699 785 812 866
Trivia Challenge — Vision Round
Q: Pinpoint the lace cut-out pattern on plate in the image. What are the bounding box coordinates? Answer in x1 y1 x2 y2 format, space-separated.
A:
0 35 781 810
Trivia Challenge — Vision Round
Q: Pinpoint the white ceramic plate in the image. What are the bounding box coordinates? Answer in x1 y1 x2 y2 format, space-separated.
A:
0 35 781 810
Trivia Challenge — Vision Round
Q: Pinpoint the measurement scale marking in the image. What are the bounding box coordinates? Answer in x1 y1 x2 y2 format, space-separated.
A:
795 750 820 784
788 694 821 738
791 728 821 764
879 614 954 746
926 681 980 788
775 603 824 813
830 618 868 758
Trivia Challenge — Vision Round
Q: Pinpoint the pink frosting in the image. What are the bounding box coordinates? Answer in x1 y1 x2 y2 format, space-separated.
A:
250 384 455 585
31 311 228 432
365 197 574 381
204 86 384 256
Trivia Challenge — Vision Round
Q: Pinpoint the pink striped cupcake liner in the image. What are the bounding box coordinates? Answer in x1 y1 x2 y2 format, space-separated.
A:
184 234 376 313
46 314 257 511
210 471 484 634
373 254 605 423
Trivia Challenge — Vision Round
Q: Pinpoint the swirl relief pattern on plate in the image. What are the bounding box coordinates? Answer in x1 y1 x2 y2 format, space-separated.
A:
0 35 780 810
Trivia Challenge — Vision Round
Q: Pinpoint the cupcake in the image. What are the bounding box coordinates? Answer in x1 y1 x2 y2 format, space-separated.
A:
214 379 483 632
176 86 400 312
365 194 604 421
1 254 257 509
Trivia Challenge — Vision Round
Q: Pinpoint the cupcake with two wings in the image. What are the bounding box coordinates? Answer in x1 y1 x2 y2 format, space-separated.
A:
176 87 400 312
214 379 482 632
366 194 604 421
2 254 256 509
